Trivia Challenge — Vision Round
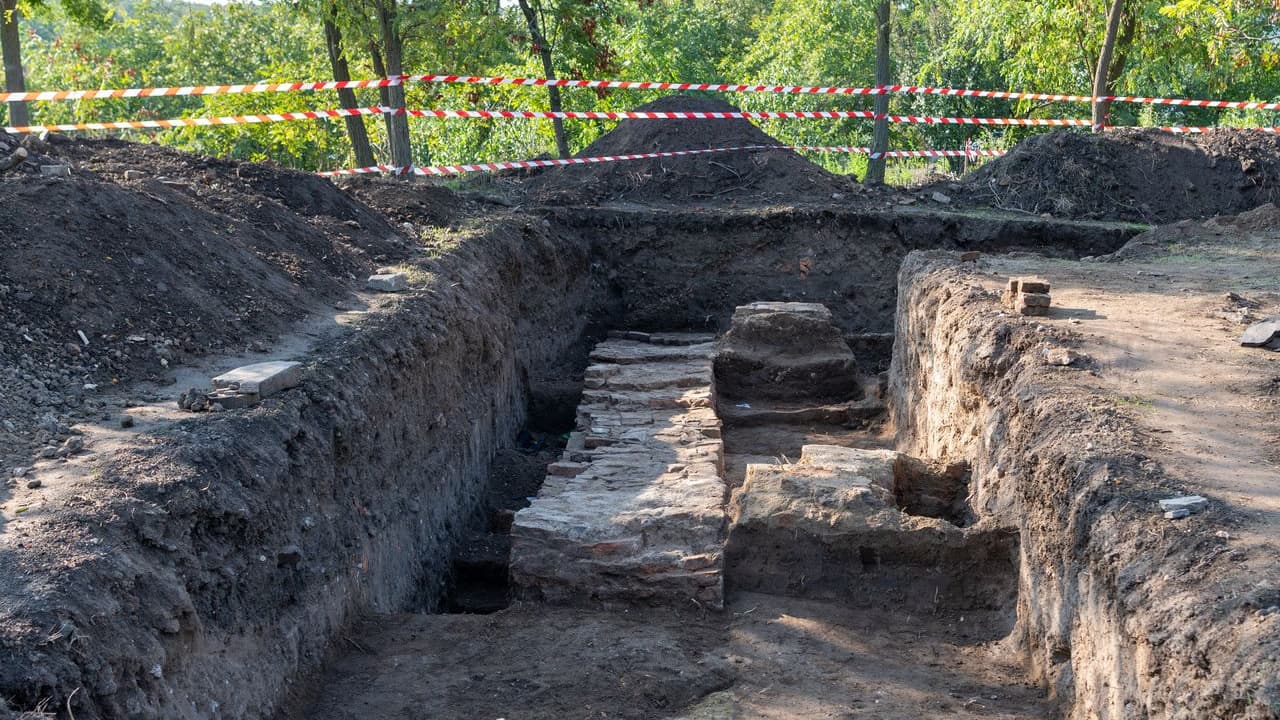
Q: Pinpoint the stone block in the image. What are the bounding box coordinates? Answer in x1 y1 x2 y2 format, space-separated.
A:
726 445 1017 610
212 360 302 398
1015 277 1051 294
366 273 408 292
1158 495 1208 514
714 302 861 402
206 389 261 410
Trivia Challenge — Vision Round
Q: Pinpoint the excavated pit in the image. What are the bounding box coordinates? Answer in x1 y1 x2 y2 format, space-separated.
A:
5 190 1188 720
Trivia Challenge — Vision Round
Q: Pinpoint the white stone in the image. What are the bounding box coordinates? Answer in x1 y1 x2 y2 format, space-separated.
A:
1158 495 1208 514
366 273 408 292
212 361 302 397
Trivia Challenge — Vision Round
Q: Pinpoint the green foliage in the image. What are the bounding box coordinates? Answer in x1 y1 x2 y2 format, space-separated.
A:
6 0 1280 178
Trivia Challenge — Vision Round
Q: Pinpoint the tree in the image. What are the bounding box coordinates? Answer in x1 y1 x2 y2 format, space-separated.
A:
865 0 890 184
510 0 617 159
1091 0 1128 129
323 2 376 168
515 0 569 157
2 0 111 127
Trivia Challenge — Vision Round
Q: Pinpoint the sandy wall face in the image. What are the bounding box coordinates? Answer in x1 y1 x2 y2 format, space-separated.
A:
888 251 1279 719
0 220 606 719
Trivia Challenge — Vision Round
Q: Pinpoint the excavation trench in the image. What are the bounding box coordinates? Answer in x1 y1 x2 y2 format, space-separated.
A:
4 204 1166 720
278 209 1145 720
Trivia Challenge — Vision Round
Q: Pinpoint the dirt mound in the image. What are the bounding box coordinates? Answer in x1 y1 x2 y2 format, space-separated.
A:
0 138 406 468
959 129 1280 223
340 177 476 228
522 95 855 205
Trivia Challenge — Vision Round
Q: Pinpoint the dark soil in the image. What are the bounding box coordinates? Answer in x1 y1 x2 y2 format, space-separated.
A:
521 95 859 205
0 130 56 175
0 136 404 473
957 128 1280 223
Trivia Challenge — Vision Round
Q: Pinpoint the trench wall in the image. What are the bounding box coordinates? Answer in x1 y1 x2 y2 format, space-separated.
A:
0 218 605 719
889 251 1279 719
554 205 1139 335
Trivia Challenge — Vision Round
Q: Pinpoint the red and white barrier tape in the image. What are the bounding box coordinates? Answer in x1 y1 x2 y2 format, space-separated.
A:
402 108 1088 126
409 74 1280 112
1117 125 1280 134
318 144 1006 177
1 105 1090 134
404 108 877 120
0 79 397 103
11 101 1274 138
2 106 387 134
3 71 1276 114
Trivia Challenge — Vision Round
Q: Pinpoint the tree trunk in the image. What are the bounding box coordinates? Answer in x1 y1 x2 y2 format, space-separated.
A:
376 0 416 173
1091 0 1125 131
517 0 570 159
1 0 30 129
864 0 891 185
324 12 376 168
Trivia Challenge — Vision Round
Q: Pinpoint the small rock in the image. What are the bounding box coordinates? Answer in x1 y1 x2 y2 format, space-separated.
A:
1043 348 1085 367
39 446 57 459
1239 316 1280 347
120 414 136 428
26 479 41 489
1225 292 1259 309
122 170 146 181
931 191 952 204
1159 495 1208 514
366 272 408 292
39 164 72 177
831 192 845 201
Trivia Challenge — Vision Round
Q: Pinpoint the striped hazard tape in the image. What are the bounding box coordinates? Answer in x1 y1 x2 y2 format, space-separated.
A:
2 71 1276 114
2 105 1089 135
2 106 388 135
318 144 1006 178
0 79 397 103
403 108 1088 126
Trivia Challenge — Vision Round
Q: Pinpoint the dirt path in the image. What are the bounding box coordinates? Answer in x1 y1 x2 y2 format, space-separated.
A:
980 210 1280 553
287 592 1047 720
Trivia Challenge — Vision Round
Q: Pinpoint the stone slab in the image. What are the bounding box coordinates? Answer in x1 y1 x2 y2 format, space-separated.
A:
366 273 408 292
1240 316 1280 347
212 360 302 397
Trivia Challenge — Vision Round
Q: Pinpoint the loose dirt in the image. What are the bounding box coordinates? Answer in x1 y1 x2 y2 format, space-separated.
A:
958 128 1280 224
521 95 861 206
0 136 409 472
288 592 1044 720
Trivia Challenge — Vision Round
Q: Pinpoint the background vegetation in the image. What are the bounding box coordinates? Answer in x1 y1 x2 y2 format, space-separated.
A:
3 0 1279 178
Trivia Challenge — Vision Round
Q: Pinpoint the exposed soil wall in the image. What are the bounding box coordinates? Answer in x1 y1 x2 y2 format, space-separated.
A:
0 215 605 719
550 204 1139 335
889 252 1279 718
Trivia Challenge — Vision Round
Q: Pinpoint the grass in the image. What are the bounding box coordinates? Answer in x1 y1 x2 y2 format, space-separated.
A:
1114 394 1154 409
